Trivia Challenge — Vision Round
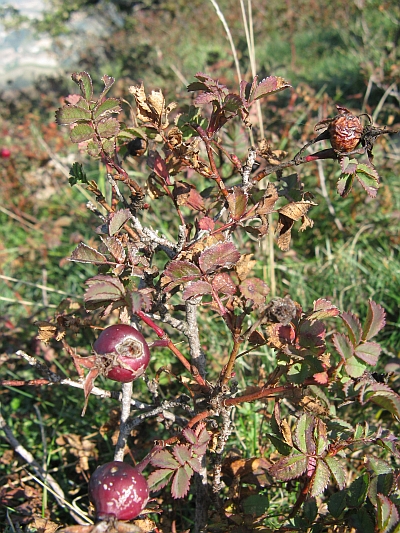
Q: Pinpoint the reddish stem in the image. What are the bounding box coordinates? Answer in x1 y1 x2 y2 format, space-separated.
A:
136 310 207 388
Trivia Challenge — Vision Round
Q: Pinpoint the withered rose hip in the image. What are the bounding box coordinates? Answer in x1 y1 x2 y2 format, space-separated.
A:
93 324 150 383
328 110 363 153
89 461 149 521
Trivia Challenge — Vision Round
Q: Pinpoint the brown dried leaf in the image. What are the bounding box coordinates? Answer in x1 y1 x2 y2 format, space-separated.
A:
235 253 256 281
256 182 279 215
276 215 294 251
278 200 315 222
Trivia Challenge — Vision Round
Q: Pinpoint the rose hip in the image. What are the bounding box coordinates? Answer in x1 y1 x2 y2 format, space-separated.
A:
93 324 150 383
88 461 149 521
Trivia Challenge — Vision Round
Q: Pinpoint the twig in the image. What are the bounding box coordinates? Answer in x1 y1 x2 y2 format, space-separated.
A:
114 381 133 461
13 351 152 410
185 298 207 379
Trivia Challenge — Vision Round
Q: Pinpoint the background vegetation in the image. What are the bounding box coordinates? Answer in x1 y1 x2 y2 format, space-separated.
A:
0 0 399 531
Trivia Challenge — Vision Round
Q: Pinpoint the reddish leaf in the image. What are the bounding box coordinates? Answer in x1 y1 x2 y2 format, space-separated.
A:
187 456 202 473
198 217 215 231
362 300 386 341
252 76 291 101
332 333 354 361
223 93 244 115
309 299 340 321
212 272 237 295
171 466 191 499
355 341 381 366
199 241 240 273
150 151 170 183
173 181 205 211
109 209 131 236
239 277 270 306
341 311 363 346
227 187 248 220
182 280 212 300
101 236 126 263
147 468 174 492
84 275 125 303
340 157 358 175
313 371 329 385
69 243 107 264
163 261 202 292
269 453 308 481
173 445 192 466
100 74 115 99
182 428 198 445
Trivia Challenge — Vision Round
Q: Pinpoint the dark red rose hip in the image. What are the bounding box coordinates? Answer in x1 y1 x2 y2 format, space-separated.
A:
89 461 149 521
93 324 150 383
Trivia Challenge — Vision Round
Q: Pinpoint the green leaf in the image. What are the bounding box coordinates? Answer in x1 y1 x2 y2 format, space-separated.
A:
294 413 315 454
363 300 386 341
356 164 380 198
151 449 180 469
350 507 376 533
147 468 174 491
369 473 394 506
365 387 400 419
377 494 399 533
93 98 122 120
55 105 91 125
242 494 269 516
310 460 331 497
84 275 125 304
324 456 346 489
337 173 355 197
69 243 107 264
86 140 101 157
69 162 88 185
97 117 120 138
171 466 192 499
345 355 367 378
266 434 292 456
328 490 347 518
355 341 381 366
71 71 93 100
346 473 369 508
70 123 95 143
